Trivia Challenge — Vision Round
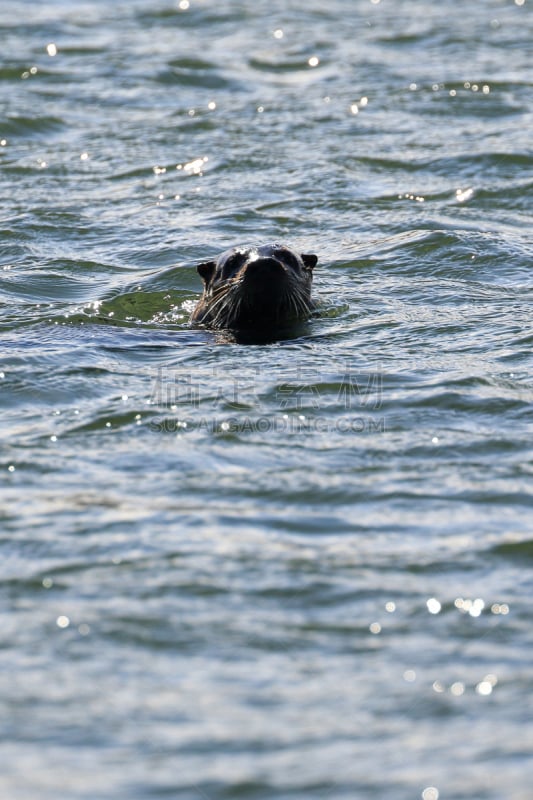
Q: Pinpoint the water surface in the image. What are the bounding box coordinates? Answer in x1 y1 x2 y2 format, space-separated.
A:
1 1 532 799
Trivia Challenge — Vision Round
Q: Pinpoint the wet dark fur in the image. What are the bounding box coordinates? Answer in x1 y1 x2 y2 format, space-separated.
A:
190 243 318 331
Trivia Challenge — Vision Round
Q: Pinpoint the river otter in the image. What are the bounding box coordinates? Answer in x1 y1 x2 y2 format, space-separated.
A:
190 243 318 331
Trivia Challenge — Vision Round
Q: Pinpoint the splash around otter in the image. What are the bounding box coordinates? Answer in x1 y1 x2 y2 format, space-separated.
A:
190 243 318 333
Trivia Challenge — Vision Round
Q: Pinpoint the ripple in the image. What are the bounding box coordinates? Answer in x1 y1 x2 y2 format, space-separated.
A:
490 538 533 561
156 58 236 89
1 270 104 302
1 114 66 138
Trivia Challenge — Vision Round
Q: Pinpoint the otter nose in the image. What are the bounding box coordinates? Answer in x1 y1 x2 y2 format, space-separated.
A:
244 257 285 277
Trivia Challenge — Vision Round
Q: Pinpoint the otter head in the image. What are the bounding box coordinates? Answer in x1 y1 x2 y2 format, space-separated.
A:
191 243 318 331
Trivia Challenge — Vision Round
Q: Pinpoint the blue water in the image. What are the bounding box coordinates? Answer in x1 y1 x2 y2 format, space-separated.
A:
1 1 532 798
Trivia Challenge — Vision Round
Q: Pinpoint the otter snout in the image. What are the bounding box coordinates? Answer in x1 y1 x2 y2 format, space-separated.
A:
240 257 289 302
242 256 287 280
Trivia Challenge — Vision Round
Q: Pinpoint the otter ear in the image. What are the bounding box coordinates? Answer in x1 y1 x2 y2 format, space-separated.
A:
301 253 318 270
197 260 216 287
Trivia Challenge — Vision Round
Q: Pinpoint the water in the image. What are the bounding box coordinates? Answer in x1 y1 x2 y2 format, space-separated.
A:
1 1 532 798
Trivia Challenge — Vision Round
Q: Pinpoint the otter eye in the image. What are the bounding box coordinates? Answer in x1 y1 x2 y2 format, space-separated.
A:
221 251 247 279
274 248 299 269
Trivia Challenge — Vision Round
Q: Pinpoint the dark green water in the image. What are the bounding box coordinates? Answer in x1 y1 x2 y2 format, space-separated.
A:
1 1 532 798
